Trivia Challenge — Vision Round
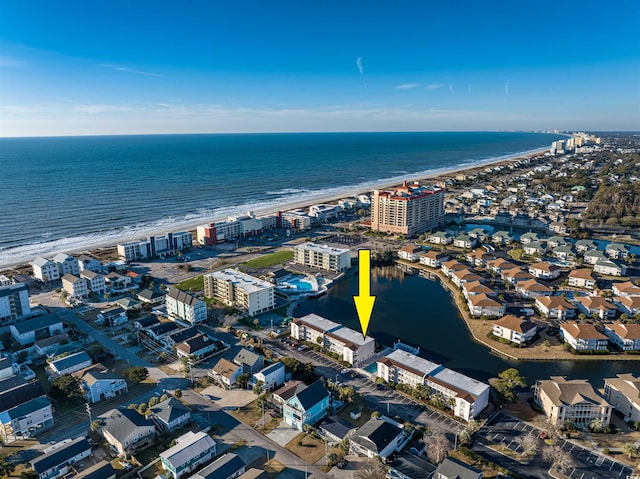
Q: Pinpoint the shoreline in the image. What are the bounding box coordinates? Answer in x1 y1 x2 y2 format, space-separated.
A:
0 146 549 271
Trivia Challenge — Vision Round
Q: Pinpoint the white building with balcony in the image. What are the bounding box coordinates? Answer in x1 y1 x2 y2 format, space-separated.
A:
293 243 351 272
204 269 274 316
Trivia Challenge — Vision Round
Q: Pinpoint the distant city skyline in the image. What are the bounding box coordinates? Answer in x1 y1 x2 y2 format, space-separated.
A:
1 0 639 137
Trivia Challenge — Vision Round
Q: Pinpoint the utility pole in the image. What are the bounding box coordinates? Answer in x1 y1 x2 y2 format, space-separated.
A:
85 402 92 423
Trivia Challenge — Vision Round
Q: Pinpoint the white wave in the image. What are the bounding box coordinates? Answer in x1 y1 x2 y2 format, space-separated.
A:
266 188 310 195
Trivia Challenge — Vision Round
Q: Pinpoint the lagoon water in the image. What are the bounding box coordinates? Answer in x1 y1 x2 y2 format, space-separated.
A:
0 131 562 266
295 266 640 385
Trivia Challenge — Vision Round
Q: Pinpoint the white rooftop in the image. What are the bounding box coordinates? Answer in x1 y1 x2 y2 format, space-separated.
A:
297 313 341 332
329 326 374 347
294 242 350 255
384 349 441 376
431 367 489 397
208 268 274 293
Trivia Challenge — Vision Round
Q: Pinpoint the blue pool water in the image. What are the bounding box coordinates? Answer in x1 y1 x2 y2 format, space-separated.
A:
281 275 315 291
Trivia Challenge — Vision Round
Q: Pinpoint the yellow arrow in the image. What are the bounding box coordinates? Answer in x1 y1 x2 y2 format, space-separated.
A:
353 249 376 339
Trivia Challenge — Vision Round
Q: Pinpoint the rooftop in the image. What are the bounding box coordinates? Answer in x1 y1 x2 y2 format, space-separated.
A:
207 269 274 293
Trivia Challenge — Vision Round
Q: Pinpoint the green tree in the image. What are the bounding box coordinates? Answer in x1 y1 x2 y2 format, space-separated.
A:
137 403 148 415
327 452 339 466
90 419 102 433
623 443 638 459
160 393 169 402
21 470 38 479
124 366 149 383
49 374 84 403
148 396 159 408
237 372 251 389
252 380 264 395
174 388 182 398
489 368 526 403
589 418 604 433
0 459 16 478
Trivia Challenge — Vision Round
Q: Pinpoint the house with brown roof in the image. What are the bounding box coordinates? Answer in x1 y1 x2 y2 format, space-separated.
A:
418 250 449 268
492 315 537 345
501 267 535 285
440 260 467 279
613 296 640 316
604 373 640 423
604 322 640 351
573 296 617 320
398 245 423 262
465 250 494 268
515 279 553 299
467 294 504 318
209 358 243 389
560 321 608 351
568 269 597 289
451 269 483 289
534 376 612 428
462 281 495 300
535 296 576 320
486 258 517 275
528 262 562 280
272 380 305 405
612 281 640 297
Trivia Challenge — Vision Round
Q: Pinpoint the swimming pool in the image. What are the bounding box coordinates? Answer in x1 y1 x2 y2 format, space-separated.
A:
279 275 316 292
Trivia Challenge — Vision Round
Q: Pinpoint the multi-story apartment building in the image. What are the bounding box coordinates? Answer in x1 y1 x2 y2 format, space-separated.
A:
370 181 444 236
165 288 207 325
534 376 612 428
293 243 351 272
604 374 640 423
377 349 440 389
52 253 80 276
0 283 31 323
204 269 274 316
79 270 106 295
117 231 193 261
291 313 375 367
61 274 89 299
31 257 61 282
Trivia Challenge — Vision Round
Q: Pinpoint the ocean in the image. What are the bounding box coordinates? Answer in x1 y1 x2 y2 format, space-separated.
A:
0 131 563 267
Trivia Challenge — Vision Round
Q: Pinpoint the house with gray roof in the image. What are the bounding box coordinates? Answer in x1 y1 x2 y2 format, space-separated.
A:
10 314 64 346
189 452 245 479
100 407 155 456
0 396 53 443
160 431 217 479
433 457 482 479
77 366 128 403
151 397 191 431
137 288 166 305
387 454 436 479
74 461 116 479
606 242 630 260
349 416 410 460
319 415 358 445
584 249 607 265
575 239 598 254
594 258 627 277
30 437 91 479
233 348 264 374
248 362 285 392
48 351 92 378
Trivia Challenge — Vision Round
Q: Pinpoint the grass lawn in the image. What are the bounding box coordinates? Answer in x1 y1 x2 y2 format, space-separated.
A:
285 432 327 464
175 275 204 291
242 250 294 269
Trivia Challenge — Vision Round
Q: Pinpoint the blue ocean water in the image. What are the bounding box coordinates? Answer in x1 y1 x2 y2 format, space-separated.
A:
0 132 562 266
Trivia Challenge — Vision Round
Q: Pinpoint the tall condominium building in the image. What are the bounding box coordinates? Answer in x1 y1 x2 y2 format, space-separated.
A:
117 231 193 261
0 283 31 323
293 243 351 272
165 288 207 325
204 269 274 316
370 181 444 236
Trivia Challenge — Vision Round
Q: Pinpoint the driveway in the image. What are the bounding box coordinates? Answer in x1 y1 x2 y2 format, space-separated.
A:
268 423 301 447
201 385 257 410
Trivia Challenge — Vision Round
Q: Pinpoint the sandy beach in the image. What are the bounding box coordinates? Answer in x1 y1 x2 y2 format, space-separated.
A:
0 147 549 272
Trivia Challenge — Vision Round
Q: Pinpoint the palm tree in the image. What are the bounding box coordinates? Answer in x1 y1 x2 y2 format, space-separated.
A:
89 419 102 433
543 340 551 351
623 443 637 459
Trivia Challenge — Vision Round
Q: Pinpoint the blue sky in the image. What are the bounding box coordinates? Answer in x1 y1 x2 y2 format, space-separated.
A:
1 0 639 136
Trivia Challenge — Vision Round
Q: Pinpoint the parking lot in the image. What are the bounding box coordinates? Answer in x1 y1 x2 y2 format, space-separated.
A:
479 413 634 479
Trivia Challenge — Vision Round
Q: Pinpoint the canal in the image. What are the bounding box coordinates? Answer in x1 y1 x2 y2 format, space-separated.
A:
294 265 640 385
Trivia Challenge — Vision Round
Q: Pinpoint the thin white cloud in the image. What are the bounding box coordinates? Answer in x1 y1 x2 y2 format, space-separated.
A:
449 84 454 94
73 104 133 114
425 84 442 91
0 55 27 67
505 83 510 97
394 83 422 90
101 63 164 77
468 84 472 93
356 57 364 76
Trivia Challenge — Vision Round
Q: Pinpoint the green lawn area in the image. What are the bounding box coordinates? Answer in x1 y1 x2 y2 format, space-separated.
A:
175 275 204 291
242 250 294 269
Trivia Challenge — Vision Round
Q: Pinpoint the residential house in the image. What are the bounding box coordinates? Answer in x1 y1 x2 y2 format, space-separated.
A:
584 250 607 265
291 313 375 366
163 326 207 350
349 416 410 461
465 250 494 268
467 294 504 318
594 259 627 277
560 322 608 351
115 297 142 312
165 288 207 325
604 374 640 423
77 255 102 273
0 283 31 323
137 288 166 305
0 396 53 443
0 357 15 380
573 296 617 320
398 245 423 262
451 269 483 289
547 236 569 249
568 270 597 290
248 362 285 392
453 234 476 249
604 322 640 352
491 231 512 246
613 281 640 297
96 306 128 326
433 458 482 479
48 352 92 378
613 296 640 316
272 380 305 405
176 334 222 360
30 437 91 479
516 279 552 299
386 454 436 479
76 365 128 403
553 245 576 262
535 296 576 320
440 260 467 279
427 231 453 245
533 376 612 429
502 267 535 285
575 239 597 254
160 431 217 479
528 262 561 280
282 380 330 431
233 349 264 374
210 358 243 389
31 257 61 282
189 453 245 479
418 251 449 268
74 462 116 479
606 243 629 260
319 415 358 445
100 407 155 457
523 241 546 257
147 396 191 434
105 272 134 293
486 258 517 275
467 227 489 242
9 313 63 346
146 322 181 342
62 274 89 299
132 316 159 330
462 281 495 300
53 253 80 276
519 232 540 245
492 315 537 345
80 270 106 295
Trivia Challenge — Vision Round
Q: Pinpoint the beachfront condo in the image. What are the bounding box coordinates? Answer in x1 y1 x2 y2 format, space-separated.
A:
293 242 351 272
0 283 31 323
370 180 444 237
204 268 275 316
